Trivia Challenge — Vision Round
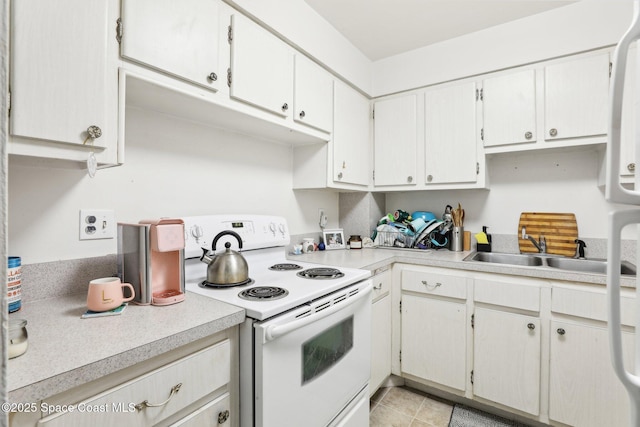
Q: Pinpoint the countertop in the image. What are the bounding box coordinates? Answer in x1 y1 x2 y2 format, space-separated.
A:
289 247 637 288
8 292 245 403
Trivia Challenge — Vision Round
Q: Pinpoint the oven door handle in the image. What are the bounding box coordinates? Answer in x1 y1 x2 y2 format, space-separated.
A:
263 285 372 343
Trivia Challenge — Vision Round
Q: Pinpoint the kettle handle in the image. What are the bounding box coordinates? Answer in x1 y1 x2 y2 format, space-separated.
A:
212 230 243 251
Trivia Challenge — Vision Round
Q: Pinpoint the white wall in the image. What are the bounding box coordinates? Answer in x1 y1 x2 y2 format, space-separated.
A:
373 2 633 96
385 148 634 240
8 107 340 264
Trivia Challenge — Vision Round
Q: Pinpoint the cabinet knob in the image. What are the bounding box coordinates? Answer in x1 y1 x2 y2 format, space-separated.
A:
527 323 535 330
207 72 218 82
407 176 413 183
557 328 566 335
218 409 230 424
549 128 558 137
628 163 636 172
337 172 343 179
427 174 433 182
525 131 533 140
282 103 289 112
82 125 102 145
299 110 306 118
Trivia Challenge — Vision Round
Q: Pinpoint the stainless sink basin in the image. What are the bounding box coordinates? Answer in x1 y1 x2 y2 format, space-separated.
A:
464 252 544 267
545 257 637 276
463 252 636 276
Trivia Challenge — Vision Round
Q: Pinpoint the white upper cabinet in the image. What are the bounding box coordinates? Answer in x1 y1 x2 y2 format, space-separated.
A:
229 14 293 118
424 82 478 185
9 0 120 165
544 53 610 141
120 0 221 92
293 55 333 133
373 94 418 187
333 81 370 187
482 70 537 147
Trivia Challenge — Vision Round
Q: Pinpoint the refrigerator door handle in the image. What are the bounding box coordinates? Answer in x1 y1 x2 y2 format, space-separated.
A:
606 1 640 204
607 209 640 395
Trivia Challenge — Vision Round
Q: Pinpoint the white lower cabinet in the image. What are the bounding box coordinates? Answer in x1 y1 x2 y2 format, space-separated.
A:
21 332 237 427
472 308 540 415
400 268 468 392
370 268 392 396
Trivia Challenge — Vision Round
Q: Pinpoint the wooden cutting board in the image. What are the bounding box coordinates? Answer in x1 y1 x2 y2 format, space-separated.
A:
518 212 578 257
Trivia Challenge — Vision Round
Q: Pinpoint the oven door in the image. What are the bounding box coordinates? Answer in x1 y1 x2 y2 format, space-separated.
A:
253 280 372 427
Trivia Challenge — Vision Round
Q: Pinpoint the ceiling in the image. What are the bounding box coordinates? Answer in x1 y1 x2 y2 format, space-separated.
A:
304 0 576 61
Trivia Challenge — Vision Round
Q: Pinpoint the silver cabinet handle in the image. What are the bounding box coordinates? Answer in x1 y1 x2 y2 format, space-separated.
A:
282 103 289 112
83 125 102 145
557 328 566 335
525 131 533 140
218 409 230 424
207 72 217 82
527 323 535 330
373 283 383 290
135 383 182 411
549 128 558 137
337 172 343 179
628 163 636 172
426 174 433 182
421 280 441 291
299 110 306 118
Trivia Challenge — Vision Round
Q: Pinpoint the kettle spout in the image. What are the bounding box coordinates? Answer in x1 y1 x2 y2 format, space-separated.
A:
200 247 214 264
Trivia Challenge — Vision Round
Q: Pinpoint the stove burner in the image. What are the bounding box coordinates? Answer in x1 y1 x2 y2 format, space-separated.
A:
269 263 303 271
238 286 289 301
200 278 255 288
297 267 345 280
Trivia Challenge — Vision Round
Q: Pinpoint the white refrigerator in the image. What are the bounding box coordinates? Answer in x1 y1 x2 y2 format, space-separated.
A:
607 1 640 425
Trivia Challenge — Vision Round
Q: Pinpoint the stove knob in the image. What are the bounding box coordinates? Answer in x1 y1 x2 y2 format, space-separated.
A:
269 222 276 236
278 223 285 236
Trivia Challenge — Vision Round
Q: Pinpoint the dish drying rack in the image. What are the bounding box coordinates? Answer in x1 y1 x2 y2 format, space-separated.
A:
372 226 448 250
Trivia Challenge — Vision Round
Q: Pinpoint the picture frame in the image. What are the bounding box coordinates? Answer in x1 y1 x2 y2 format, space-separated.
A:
322 229 346 250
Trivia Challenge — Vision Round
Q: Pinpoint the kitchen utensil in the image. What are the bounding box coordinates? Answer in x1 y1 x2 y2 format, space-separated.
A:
412 219 440 248
200 230 250 286
87 277 135 312
411 211 437 222
451 226 464 251
408 218 427 234
517 212 578 256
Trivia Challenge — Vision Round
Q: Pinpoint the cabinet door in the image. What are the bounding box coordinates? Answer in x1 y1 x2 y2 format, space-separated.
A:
472 308 540 415
333 81 371 186
401 294 467 391
120 0 220 92
424 82 477 185
370 294 391 395
544 53 609 140
10 0 115 150
373 95 418 187
549 321 633 427
294 55 333 133
169 392 230 427
482 70 536 147
229 14 293 117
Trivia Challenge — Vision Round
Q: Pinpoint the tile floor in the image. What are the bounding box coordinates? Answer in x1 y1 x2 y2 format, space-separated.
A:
369 386 454 427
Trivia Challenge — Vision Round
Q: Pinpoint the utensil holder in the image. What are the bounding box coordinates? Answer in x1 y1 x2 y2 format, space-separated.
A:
451 226 464 252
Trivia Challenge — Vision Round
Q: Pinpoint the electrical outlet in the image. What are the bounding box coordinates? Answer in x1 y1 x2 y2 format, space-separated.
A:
318 209 328 229
79 209 115 240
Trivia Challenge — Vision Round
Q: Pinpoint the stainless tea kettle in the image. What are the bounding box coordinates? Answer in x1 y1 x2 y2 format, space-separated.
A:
200 230 249 286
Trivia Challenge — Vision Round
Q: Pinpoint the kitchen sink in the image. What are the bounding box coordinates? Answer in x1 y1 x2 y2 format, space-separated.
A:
463 252 636 276
465 252 544 267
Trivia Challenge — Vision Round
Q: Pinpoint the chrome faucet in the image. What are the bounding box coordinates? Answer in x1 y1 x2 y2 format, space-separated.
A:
521 226 546 253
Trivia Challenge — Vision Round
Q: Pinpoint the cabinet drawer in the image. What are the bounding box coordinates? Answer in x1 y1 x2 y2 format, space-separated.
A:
402 269 467 300
552 285 635 326
372 269 392 302
170 392 230 427
38 340 231 427
474 277 540 312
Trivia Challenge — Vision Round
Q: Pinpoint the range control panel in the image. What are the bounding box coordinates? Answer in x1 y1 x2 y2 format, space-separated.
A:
180 215 290 258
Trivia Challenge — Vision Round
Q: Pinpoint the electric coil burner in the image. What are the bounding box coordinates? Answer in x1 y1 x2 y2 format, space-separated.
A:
238 286 289 301
269 263 302 271
199 278 255 288
297 267 345 280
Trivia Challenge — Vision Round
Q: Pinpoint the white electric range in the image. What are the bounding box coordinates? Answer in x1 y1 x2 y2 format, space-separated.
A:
180 215 372 427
